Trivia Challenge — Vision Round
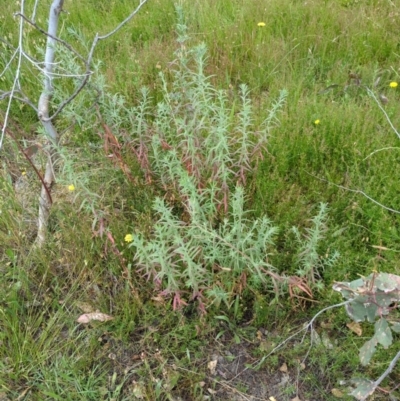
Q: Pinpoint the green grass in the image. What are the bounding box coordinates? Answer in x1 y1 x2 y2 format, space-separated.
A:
1 0 400 399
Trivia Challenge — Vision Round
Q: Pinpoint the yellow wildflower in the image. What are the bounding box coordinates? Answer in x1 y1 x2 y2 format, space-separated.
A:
124 234 133 243
257 22 266 27
314 119 320 125
68 184 75 192
389 81 398 88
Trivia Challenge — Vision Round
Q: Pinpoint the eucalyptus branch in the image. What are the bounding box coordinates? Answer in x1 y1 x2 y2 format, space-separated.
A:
0 90 38 111
0 123 53 204
45 70 92 122
363 147 400 161
96 0 149 41
0 48 19 79
31 0 40 22
46 0 150 122
229 300 351 381
267 301 350 368
307 172 400 215
14 12 87 64
5 0 151 127
366 86 400 140
0 0 25 151
306 86 400 220
369 350 400 399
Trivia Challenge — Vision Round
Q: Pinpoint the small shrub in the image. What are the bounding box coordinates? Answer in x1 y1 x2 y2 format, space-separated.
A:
292 202 340 289
126 8 291 310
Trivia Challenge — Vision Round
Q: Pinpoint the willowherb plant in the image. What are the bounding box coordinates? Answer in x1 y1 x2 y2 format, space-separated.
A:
126 7 288 310
131 183 280 310
292 203 340 289
129 7 287 214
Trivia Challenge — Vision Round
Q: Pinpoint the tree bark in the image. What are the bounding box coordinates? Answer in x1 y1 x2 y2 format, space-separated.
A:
36 0 64 246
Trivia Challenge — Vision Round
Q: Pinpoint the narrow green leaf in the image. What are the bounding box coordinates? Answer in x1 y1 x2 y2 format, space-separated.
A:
215 315 231 323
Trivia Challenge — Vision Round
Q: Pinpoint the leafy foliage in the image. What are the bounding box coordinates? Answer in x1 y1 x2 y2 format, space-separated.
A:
127 8 287 309
119 7 343 312
334 272 400 399
292 202 340 288
334 273 400 324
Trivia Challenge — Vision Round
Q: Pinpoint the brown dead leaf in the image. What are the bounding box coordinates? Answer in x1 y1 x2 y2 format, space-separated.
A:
23 144 41 157
76 312 114 324
256 330 263 341
279 362 288 373
291 397 302 401
346 321 362 336
207 359 218 375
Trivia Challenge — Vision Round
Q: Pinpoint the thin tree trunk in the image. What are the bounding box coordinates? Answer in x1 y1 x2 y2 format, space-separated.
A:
36 0 64 246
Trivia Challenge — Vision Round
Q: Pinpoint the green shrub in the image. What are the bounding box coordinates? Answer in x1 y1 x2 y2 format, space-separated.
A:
126 7 330 311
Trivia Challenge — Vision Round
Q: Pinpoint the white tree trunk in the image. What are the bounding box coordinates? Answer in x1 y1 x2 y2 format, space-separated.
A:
36 0 64 246
1 0 149 247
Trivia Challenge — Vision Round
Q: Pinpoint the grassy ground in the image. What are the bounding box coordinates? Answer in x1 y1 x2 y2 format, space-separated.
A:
1 0 400 400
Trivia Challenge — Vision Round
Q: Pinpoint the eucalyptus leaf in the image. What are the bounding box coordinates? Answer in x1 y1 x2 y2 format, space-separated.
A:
350 378 376 400
375 318 392 349
359 338 377 366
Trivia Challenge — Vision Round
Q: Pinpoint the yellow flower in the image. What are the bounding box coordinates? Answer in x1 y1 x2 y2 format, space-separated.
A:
124 234 133 243
68 184 75 192
21 170 27 176
257 22 266 27
389 81 398 88
314 119 320 125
